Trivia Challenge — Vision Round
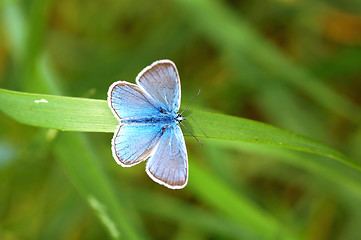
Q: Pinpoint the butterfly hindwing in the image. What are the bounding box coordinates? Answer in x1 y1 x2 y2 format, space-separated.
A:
136 60 181 114
146 124 188 189
112 124 163 167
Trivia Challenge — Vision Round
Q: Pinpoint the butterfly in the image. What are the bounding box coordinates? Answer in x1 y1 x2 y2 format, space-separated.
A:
107 60 188 189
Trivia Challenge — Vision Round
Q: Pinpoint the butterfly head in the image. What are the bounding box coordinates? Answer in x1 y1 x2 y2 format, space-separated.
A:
176 113 185 123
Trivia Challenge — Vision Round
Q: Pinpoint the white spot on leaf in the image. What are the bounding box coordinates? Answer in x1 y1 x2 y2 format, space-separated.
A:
34 99 48 103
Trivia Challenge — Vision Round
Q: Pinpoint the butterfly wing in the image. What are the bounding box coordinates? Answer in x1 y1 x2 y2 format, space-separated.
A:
136 60 181 114
108 81 160 119
109 60 188 188
112 124 164 167
146 124 188 189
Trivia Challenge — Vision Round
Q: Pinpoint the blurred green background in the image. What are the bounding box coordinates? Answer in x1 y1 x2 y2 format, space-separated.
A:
1 0 361 239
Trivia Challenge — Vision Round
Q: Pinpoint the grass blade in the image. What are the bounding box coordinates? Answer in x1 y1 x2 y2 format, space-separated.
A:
171 0 361 123
54 132 148 240
0 88 358 171
0 88 118 132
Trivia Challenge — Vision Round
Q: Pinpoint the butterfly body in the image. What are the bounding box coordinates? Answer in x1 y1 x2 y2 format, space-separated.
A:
120 114 181 126
108 60 188 189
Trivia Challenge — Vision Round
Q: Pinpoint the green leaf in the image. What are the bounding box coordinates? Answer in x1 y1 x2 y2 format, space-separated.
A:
54 132 148 240
189 162 298 240
0 88 358 172
129 187 250 239
171 0 361 123
0 88 118 132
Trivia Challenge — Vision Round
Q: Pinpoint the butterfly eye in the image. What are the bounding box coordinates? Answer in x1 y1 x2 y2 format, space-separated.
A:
176 114 185 122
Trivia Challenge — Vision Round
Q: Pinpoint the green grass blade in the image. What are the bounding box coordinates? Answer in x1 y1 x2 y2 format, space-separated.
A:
129 188 249 239
0 88 118 132
2 2 148 239
0 88 357 171
171 0 361 123
184 110 351 166
54 132 148 240
189 162 298 240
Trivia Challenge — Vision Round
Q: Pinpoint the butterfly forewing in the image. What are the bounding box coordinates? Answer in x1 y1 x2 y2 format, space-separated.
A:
108 81 160 119
146 124 188 189
136 60 181 114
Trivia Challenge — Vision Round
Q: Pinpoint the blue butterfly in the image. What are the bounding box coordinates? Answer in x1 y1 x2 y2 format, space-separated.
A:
108 60 188 189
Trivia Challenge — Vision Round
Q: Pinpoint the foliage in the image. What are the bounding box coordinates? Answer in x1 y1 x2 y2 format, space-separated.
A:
1 0 361 239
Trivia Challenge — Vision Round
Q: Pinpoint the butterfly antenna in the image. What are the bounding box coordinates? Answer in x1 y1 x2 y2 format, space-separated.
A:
179 90 201 115
180 122 203 146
